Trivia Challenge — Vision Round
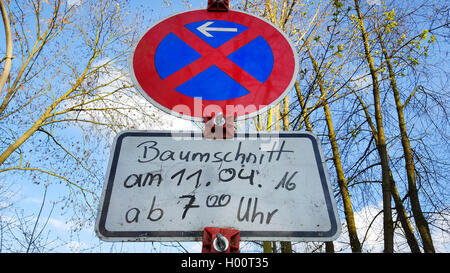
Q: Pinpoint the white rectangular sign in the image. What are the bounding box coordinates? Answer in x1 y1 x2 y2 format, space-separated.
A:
95 131 341 242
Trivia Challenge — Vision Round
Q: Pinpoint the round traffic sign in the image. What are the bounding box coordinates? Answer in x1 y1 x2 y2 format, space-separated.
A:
130 9 298 121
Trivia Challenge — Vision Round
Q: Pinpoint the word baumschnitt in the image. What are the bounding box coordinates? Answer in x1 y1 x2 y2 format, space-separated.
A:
136 140 294 165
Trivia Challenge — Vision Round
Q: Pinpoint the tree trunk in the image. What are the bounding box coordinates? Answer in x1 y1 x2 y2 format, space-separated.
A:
282 96 290 131
0 1 13 96
280 241 292 253
378 33 435 253
391 177 421 252
294 81 313 132
354 0 394 252
263 241 272 253
353 89 421 253
306 44 362 252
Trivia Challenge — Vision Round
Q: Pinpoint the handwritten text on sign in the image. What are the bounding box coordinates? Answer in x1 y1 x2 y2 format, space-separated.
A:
95 131 340 242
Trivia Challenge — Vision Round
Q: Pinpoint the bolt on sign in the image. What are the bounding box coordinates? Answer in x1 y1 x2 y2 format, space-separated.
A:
95 131 341 242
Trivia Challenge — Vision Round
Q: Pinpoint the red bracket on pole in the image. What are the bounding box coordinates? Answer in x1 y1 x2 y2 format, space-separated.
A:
202 227 240 253
207 0 229 12
204 113 234 139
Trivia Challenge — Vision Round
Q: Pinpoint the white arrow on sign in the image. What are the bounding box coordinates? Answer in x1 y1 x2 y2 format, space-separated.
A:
197 21 238 37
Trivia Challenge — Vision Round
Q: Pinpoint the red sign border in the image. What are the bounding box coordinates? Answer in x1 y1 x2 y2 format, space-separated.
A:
129 9 299 122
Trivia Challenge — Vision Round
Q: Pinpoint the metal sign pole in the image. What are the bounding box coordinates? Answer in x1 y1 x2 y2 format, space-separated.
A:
207 0 229 12
201 0 241 253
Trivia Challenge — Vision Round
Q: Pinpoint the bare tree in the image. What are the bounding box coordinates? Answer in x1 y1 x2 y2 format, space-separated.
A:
0 0 168 234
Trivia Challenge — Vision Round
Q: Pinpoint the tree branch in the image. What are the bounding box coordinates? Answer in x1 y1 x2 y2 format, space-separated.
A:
0 1 13 96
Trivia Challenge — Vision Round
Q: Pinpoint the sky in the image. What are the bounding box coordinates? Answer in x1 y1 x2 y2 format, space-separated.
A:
0 0 449 253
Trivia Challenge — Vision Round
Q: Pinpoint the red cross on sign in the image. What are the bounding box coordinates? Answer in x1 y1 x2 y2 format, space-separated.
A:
130 9 298 121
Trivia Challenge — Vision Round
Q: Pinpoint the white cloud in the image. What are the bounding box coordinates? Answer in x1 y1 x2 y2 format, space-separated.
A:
336 203 415 252
367 0 381 5
66 241 88 253
429 213 450 253
352 204 385 252
48 218 73 232
240 241 262 253
25 197 44 205
332 203 450 253
67 0 82 7
0 215 18 226
187 242 202 253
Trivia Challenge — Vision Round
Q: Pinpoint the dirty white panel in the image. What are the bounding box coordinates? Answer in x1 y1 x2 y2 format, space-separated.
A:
95 131 341 242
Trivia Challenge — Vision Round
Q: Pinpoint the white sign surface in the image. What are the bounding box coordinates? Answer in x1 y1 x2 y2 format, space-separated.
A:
95 131 341 242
